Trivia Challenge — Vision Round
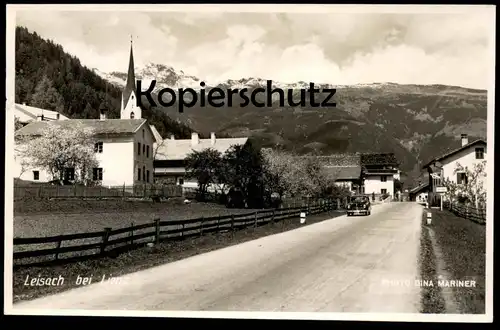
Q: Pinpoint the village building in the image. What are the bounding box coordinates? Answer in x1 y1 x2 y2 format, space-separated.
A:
408 181 430 204
360 153 400 199
312 154 363 194
14 103 69 126
14 40 157 187
422 134 486 207
153 132 248 187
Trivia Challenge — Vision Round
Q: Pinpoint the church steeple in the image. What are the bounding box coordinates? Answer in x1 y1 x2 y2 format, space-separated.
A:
120 36 141 119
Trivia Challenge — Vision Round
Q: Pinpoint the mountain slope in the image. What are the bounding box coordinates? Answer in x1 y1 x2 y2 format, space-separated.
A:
14 26 194 139
99 66 487 175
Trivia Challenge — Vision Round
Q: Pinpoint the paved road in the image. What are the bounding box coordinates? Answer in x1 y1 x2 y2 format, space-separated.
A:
14 202 423 313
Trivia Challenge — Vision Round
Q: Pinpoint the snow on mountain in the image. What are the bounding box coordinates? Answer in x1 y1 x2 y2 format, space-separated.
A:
92 63 393 92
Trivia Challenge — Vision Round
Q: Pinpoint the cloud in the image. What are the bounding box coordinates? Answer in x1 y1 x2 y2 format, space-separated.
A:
15 8 493 89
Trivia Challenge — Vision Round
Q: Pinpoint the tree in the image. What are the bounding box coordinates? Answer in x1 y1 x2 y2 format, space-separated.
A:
223 142 266 208
185 148 223 200
261 149 299 201
442 161 487 209
15 123 99 184
30 75 65 112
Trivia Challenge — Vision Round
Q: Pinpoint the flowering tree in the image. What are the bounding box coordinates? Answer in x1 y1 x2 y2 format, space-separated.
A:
442 161 487 209
15 123 99 185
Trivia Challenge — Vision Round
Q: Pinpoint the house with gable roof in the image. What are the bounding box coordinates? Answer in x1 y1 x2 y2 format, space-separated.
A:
154 132 249 187
422 133 487 207
13 40 159 187
14 102 69 126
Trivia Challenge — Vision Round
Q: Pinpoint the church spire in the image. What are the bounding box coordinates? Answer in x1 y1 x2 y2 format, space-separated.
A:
122 36 136 110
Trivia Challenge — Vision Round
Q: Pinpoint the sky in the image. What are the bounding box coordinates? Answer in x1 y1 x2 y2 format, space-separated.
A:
15 6 494 89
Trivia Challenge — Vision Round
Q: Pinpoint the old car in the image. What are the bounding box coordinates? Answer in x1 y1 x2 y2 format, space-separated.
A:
347 195 371 216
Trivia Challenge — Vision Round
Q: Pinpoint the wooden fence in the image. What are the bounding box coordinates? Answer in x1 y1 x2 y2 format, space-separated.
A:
13 200 337 267
446 202 486 225
14 184 183 200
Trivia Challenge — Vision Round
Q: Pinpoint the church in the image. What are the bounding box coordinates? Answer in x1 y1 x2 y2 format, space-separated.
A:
14 41 159 187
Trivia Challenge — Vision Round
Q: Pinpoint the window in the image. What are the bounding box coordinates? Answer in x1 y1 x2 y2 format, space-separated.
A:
137 142 141 156
146 170 150 183
475 147 484 159
381 175 387 182
178 178 184 185
146 145 150 158
138 168 141 181
457 172 468 185
92 168 103 181
130 112 135 119
381 188 387 194
142 129 145 138
33 171 39 181
94 142 103 153
143 166 146 181
143 144 145 154
64 168 75 181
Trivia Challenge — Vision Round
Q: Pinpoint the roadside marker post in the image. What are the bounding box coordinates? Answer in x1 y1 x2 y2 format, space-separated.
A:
426 212 432 225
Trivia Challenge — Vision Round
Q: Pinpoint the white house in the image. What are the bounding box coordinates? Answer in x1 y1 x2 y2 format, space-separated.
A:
423 134 486 206
15 116 156 186
14 103 69 126
154 133 248 188
13 40 158 187
360 153 399 198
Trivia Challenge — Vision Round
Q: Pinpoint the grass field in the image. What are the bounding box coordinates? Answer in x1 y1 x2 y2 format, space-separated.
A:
430 209 486 314
13 198 259 238
419 208 486 314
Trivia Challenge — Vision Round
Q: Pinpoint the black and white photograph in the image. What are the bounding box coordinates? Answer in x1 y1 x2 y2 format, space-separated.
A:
4 4 494 322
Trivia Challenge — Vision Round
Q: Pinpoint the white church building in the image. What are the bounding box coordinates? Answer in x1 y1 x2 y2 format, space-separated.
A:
14 41 158 187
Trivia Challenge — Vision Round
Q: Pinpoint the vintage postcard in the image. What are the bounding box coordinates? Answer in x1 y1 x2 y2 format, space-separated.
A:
4 4 494 322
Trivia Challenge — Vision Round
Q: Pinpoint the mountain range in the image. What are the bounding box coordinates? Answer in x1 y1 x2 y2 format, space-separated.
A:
94 64 488 182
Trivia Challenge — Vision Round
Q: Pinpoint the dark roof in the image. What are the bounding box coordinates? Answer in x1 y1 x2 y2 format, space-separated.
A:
122 43 136 107
422 139 487 169
324 166 361 180
360 153 399 166
364 169 398 175
297 154 361 167
409 182 430 194
15 119 147 137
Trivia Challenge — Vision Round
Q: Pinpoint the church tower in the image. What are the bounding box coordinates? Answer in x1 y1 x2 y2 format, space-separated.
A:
121 37 142 119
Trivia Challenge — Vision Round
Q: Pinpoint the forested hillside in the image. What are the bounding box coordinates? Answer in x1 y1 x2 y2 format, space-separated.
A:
14 26 193 139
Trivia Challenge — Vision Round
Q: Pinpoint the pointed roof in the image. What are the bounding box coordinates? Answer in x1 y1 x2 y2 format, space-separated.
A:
122 40 136 107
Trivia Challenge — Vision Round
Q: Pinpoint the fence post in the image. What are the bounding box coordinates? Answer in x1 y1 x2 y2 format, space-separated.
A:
154 218 160 244
181 223 185 238
231 214 235 233
200 216 205 236
254 211 258 227
271 209 275 224
100 227 111 255
55 238 63 261
130 222 134 245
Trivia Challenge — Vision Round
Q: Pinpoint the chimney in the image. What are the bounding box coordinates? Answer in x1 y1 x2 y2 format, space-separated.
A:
37 114 44 121
170 134 175 140
461 134 468 147
56 113 60 120
210 132 216 145
191 132 199 146
99 107 107 120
